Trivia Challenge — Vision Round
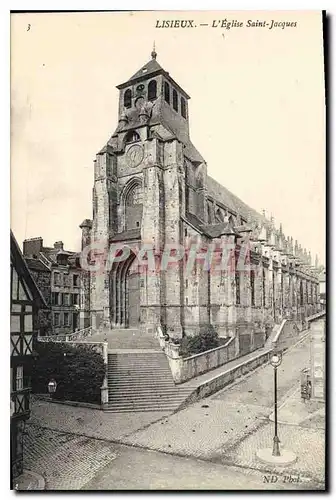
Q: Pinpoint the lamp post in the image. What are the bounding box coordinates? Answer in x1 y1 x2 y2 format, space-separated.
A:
256 350 297 466
48 379 57 400
270 351 282 456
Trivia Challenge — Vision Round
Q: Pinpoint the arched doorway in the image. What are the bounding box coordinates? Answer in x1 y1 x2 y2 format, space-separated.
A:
110 251 140 328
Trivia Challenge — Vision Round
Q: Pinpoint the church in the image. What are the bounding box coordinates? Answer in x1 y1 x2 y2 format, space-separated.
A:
79 48 319 356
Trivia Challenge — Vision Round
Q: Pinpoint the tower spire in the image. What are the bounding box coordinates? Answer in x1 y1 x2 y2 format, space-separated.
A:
151 41 157 60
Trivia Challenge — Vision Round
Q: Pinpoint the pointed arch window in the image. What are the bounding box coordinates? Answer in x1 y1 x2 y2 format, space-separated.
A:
127 184 143 206
124 89 132 109
181 96 187 118
173 89 178 111
164 82 170 104
125 130 140 144
148 80 157 100
228 215 235 227
215 208 225 223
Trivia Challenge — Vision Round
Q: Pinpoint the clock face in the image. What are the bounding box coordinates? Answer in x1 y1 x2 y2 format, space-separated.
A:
126 144 144 168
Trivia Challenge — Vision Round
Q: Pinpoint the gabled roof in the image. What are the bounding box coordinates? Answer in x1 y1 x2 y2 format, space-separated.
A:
10 231 48 308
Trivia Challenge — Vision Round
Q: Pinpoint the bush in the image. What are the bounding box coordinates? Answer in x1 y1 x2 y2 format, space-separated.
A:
32 342 105 405
180 325 220 357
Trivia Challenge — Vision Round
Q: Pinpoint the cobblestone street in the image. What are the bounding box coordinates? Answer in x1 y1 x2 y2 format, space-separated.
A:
23 336 325 490
23 423 118 490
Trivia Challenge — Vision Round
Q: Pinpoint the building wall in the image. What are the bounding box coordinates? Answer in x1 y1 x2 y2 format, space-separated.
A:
51 267 81 335
82 59 320 349
85 130 319 345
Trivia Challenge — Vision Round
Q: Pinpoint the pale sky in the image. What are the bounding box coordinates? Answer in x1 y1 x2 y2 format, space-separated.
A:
10 11 325 264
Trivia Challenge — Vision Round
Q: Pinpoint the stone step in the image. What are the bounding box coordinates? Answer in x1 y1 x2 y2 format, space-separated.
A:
105 349 192 412
108 382 176 388
107 388 192 396
104 406 176 413
104 400 181 408
108 365 170 374
108 395 188 403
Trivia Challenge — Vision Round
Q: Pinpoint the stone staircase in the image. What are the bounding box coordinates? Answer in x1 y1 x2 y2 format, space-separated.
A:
106 352 195 413
90 328 161 350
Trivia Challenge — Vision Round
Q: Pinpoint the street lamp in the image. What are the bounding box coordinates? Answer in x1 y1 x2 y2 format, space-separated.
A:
48 379 57 399
270 351 282 456
256 350 296 466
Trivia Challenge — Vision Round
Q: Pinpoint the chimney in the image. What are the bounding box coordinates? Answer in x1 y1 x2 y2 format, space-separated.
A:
54 241 64 251
23 237 43 257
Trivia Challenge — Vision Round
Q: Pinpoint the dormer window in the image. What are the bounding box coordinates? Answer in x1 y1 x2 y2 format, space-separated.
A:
181 97 187 118
125 130 140 143
164 82 170 104
148 80 157 100
124 89 132 109
173 89 178 111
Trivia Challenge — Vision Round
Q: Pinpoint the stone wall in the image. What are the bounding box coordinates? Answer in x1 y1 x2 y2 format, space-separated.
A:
165 338 236 384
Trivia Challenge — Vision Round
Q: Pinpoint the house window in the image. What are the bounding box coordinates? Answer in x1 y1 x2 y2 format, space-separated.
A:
148 80 157 100
250 270 255 306
185 297 188 305
173 89 178 111
181 96 187 118
185 279 188 289
164 82 170 104
64 293 70 306
73 294 79 306
52 292 60 305
124 89 132 108
64 312 70 327
235 271 240 305
53 272 61 286
54 313 60 327
16 366 23 391
73 275 79 287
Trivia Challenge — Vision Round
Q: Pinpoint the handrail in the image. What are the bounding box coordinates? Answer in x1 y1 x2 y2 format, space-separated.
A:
37 326 94 343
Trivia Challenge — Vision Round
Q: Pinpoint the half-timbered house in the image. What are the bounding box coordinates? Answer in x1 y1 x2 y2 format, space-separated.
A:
10 231 47 484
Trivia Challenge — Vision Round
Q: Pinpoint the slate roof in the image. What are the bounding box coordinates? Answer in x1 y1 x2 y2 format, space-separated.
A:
206 176 266 225
25 257 50 273
116 58 190 99
128 58 163 83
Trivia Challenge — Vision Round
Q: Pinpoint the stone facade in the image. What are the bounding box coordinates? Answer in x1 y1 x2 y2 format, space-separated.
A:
23 238 82 336
80 52 320 354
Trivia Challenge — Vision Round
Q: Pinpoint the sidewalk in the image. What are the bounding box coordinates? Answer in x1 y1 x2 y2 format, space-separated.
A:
269 387 325 429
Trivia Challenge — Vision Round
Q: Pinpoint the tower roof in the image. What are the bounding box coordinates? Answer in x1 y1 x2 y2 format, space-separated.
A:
116 55 190 99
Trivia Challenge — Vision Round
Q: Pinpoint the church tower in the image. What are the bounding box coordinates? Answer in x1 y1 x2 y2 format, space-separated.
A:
84 48 208 335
